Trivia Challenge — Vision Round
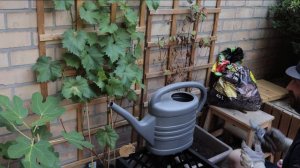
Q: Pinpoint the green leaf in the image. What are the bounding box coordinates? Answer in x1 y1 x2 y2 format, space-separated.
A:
95 69 107 89
96 125 119 149
146 0 160 11
80 46 104 71
134 43 142 58
53 0 74 10
32 125 52 140
62 131 94 150
127 90 137 101
124 8 138 26
30 92 65 127
104 36 125 63
62 29 87 55
98 0 108 6
32 56 63 82
79 1 100 24
86 32 98 46
113 28 131 49
62 76 96 102
0 141 15 159
98 13 118 34
0 95 28 125
105 77 124 97
63 52 81 69
8 137 59 168
114 63 137 86
0 114 14 132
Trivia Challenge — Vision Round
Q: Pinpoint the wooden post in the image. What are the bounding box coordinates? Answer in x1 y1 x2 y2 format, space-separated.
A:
205 0 222 87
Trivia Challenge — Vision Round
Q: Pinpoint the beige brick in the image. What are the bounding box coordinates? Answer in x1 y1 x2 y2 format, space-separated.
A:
14 84 41 100
258 19 272 28
242 19 259 29
151 22 171 36
232 31 250 41
263 0 277 6
0 67 35 85
0 52 9 68
220 8 236 19
45 12 54 27
7 12 37 28
238 41 254 50
222 20 242 30
0 32 31 48
236 8 254 18
246 1 263 6
0 88 12 99
0 1 29 9
10 49 39 66
0 14 4 29
253 8 269 18
217 33 232 43
226 1 246 6
249 30 266 39
55 11 72 26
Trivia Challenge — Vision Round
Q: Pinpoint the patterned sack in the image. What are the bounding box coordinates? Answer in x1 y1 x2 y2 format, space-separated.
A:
208 47 262 111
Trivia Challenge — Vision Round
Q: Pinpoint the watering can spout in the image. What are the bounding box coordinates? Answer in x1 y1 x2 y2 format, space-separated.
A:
109 102 156 145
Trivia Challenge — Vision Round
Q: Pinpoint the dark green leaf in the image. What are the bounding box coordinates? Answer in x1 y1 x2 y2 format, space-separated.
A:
0 95 28 125
114 28 131 49
32 56 63 82
62 29 87 55
134 43 142 58
8 137 59 168
105 77 124 97
79 1 100 24
146 0 160 11
32 125 52 140
100 23 118 34
86 32 98 46
98 0 108 6
80 46 104 71
53 0 74 10
0 141 15 159
124 8 138 26
95 68 107 89
104 36 125 63
127 90 137 101
96 125 119 149
63 52 81 69
30 92 65 127
62 131 94 149
62 76 96 102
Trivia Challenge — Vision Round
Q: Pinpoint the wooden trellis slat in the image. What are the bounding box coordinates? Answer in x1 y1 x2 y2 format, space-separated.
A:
36 0 48 99
150 8 221 15
205 0 222 86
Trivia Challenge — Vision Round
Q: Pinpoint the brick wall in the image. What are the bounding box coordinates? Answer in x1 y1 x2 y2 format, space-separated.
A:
0 0 283 167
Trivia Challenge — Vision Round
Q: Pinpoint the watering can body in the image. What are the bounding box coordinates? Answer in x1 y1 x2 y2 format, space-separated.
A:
109 81 207 155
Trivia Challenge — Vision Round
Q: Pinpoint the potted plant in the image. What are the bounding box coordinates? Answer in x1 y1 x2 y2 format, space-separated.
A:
271 0 300 60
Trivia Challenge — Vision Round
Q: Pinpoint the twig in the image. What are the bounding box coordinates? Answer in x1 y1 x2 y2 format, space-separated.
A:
11 122 31 140
59 118 67 132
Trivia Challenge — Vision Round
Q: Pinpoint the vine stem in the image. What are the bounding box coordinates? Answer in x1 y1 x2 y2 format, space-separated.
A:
59 118 67 132
85 102 93 163
11 123 31 140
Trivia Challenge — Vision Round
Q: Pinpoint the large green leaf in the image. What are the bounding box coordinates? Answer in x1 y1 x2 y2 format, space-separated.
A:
62 131 94 149
62 29 88 55
104 36 125 63
30 92 65 127
113 28 131 49
96 125 119 149
53 0 74 10
32 56 63 82
7 137 59 168
0 95 28 125
146 0 160 11
62 76 96 102
80 46 104 71
105 77 124 97
98 14 118 34
0 141 15 159
79 1 100 24
63 53 81 69
124 8 138 26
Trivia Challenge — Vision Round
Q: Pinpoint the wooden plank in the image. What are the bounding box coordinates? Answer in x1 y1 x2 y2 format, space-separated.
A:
263 103 273 115
139 0 147 27
188 0 202 81
271 108 282 128
278 110 292 136
147 35 217 48
150 8 221 15
287 115 300 139
36 0 48 98
39 26 146 42
146 63 213 79
75 0 83 30
165 0 179 85
257 80 289 95
256 80 289 102
205 0 222 87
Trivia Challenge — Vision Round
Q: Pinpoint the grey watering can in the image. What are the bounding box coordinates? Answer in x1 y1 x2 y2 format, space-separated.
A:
109 81 207 155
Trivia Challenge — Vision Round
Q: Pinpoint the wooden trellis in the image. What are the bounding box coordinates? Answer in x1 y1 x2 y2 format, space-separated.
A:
36 0 221 167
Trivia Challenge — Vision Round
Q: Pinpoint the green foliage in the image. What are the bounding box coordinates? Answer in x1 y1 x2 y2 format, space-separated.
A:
96 125 119 149
61 131 94 150
62 76 96 102
8 137 59 168
53 0 74 10
32 56 63 82
271 0 300 37
146 0 160 11
62 29 88 55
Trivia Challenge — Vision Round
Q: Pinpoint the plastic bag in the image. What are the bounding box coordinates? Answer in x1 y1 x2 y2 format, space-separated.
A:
208 47 262 111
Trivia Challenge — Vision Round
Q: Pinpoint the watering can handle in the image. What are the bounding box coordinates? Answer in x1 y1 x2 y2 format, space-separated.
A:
151 81 207 112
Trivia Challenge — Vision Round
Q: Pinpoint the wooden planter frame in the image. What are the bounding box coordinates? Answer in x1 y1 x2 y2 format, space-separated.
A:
36 0 221 167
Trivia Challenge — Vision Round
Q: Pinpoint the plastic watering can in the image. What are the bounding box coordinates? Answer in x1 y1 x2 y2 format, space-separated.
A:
109 81 207 155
